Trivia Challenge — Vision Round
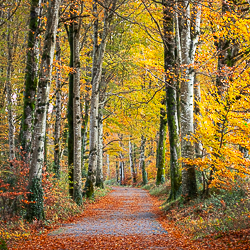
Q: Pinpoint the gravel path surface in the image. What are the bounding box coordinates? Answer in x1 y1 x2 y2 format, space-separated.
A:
50 187 167 237
48 187 181 249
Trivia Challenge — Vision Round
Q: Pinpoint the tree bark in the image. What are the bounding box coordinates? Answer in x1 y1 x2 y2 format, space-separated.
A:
156 104 167 185
194 74 202 158
73 6 83 205
163 0 181 200
53 34 62 178
96 101 104 188
179 1 201 198
140 136 147 185
20 0 42 155
119 156 124 185
27 0 61 221
85 0 117 197
106 154 110 180
66 11 74 198
6 22 15 162
81 88 90 178
133 143 137 175
129 139 136 184
116 160 119 183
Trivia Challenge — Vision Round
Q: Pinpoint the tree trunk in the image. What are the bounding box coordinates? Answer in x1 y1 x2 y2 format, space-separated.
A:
129 140 136 184
85 0 117 197
84 1 100 197
179 1 201 199
21 0 42 155
106 154 110 180
140 136 147 185
81 90 90 178
163 0 181 200
96 102 104 188
66 13 74 198
53 34 62 178
6 24 15 162
44 119 48 169
119 158 124 185
116 160 119 183
133 143 137 175
27 0 61 221
156 104 167 185
194 74 202 158
73 9 83 205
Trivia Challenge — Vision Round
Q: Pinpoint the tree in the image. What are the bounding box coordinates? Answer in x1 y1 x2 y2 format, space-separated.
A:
27 0 61 221
129 139 137 184
163 0 181 200
156 101 167 185
178 1 201 198
140 135 147 185
72 1 83 205
65 4 75 198
53 33 62 178
6 12 16 163
85 0 117 197
20 0 42 155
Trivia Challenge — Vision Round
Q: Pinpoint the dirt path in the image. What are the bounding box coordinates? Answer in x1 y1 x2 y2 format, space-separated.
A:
11 187 187 249
9 187 250 249
50 187 167 238
46 186 184 249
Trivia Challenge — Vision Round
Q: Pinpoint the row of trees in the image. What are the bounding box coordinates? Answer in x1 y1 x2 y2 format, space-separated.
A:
1 0 250 221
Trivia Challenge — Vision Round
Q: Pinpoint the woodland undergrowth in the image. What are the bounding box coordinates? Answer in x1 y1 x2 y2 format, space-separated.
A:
0 158 111 246
142 178 250 240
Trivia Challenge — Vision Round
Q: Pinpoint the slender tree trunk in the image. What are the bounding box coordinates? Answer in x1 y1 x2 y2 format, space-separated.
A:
44 119 48 169
53 34 62 178
81 91 90 178
96 102 104 188
27 0 61 221
119 157 124 186
179 1 201 198
133 143 137 175
66 14 74 198
129 139 136 184
140 136 147 185
106 154 110 180
85 1 101 197
156 104 167 185
21 0 42 154
116 160 119 183
194 74 204 185
73 9 83 205
85 0 117 197
194 74 202 158
6 26 15 162
163 0 181 200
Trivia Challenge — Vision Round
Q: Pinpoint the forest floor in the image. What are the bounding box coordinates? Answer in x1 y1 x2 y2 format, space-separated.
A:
8 186 250 249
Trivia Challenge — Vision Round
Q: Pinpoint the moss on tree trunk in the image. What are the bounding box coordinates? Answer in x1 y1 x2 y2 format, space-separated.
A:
26 177 44 221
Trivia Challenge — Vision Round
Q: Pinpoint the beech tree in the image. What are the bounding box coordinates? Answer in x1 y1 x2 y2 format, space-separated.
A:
27 0 61 221
178 0 201 198
53 33 62 178
20 0 42 155
6 13 15 163
85 0 117 197
140 135 147 185
163 0 181 200
156 101 167 185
